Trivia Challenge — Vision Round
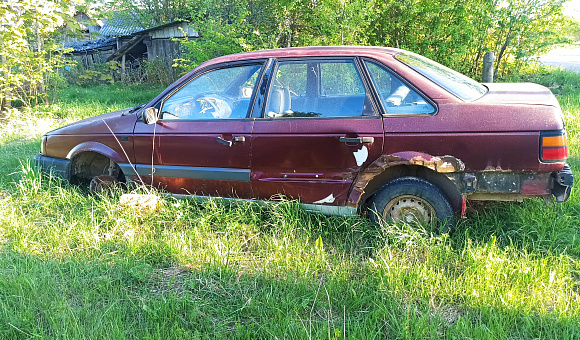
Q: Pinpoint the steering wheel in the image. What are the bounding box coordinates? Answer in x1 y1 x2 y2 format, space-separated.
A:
163 93 234 119
195 94 233 119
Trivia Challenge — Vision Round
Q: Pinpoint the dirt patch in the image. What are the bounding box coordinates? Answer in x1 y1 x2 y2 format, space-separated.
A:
149 266 191 297
430 304 464 327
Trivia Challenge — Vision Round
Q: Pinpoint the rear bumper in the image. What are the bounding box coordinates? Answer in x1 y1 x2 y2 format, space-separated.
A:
447 166 573 203
33 153 71 179
552 164 573 203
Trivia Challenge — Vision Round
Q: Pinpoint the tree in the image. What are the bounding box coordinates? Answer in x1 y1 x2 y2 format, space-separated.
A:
102 0 190 28
0 0 83 112
490 0 568 75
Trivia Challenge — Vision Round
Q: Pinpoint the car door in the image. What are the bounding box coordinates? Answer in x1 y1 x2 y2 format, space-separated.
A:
132 61 266 198
250 58 384 206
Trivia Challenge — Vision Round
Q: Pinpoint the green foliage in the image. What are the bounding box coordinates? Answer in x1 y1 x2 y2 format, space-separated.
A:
142 58 181 86
177 0 570 77
562 17 580 42
178 1 259 68
102 0 189 27
73 62 119 86
0 0 85 113
180 0 374 67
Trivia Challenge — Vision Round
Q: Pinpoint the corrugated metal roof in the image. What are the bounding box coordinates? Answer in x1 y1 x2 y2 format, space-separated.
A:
99 17 145 37
64 38 116 52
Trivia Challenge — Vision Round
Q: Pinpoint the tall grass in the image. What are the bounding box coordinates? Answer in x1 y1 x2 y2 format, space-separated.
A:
1 73 580 338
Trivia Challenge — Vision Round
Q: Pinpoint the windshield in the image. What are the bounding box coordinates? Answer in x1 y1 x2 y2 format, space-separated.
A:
395 52 487 101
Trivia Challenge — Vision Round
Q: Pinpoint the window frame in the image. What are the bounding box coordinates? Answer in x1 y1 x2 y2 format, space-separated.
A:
360 57 439 118
157 59 269 122
258 57 381 120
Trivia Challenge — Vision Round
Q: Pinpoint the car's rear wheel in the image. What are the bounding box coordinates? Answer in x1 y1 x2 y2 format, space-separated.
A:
369 176 455 233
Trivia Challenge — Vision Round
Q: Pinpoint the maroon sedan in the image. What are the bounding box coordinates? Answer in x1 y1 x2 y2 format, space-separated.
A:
35 46 573 231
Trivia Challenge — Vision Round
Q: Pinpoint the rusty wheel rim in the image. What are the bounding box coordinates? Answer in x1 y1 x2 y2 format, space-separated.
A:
383 195 437 225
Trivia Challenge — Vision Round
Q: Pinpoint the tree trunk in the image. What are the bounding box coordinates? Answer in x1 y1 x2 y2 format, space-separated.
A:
494 27 513 76
482 52 494 83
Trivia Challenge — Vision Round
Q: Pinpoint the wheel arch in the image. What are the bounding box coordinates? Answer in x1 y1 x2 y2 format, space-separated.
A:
67 143 126 182
66 142 126 164
349 152 464 212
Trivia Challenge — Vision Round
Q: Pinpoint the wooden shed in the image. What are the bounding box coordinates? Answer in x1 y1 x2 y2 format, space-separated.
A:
65 20 198 74
107 21 198 65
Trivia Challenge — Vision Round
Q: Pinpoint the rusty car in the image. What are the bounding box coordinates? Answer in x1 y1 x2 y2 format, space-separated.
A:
34 46 573 231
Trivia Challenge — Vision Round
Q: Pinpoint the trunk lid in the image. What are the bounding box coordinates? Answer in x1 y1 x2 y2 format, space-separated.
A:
478 82 560 107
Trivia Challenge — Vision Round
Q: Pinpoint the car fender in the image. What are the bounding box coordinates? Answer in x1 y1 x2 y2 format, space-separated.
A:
66 142 127 164
348 151 465 208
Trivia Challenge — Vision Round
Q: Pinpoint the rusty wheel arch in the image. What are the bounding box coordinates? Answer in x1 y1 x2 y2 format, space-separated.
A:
70 151 125 183
348 152 464 212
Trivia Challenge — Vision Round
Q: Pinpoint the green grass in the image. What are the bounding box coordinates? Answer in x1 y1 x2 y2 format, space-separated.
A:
1 75 580 338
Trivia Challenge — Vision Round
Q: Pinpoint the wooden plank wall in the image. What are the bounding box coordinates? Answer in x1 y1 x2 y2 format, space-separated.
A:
150 22 198 39
148 39 181 62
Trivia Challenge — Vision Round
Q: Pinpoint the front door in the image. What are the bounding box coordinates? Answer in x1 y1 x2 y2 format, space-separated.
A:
132 62 265 198
251 58 384 205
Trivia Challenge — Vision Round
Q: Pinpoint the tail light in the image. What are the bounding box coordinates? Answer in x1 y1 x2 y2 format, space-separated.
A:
540 130 568 162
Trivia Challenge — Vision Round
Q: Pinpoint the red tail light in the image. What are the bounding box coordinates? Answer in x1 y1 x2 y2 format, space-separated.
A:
540 131 568 162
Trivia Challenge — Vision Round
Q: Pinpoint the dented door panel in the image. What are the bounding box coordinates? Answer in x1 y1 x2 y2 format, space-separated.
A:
251 117 384 205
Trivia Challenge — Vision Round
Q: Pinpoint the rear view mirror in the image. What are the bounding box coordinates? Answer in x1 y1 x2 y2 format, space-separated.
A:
143 107 158 124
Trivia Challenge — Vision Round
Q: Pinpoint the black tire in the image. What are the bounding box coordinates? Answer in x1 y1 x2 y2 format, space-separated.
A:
89 175 118 194
369 176 455 233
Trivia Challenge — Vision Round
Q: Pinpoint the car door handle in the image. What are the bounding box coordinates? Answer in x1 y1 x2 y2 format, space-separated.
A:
216 136 232 147
340 136 374 144
217 136 245 147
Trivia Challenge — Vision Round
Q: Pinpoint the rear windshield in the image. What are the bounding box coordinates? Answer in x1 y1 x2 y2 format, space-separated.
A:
395 52 487 101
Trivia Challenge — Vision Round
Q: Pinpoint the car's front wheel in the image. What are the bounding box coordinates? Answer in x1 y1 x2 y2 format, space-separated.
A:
89 175 119 194
369 176 455 233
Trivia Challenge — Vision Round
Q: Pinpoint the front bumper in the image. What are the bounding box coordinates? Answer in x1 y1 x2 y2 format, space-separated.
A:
33 153 71 179
552 164 573 203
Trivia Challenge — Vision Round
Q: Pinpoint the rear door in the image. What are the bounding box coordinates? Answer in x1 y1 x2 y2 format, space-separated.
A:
251 58 384 205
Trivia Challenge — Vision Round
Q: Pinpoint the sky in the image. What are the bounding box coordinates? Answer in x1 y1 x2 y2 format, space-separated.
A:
565 0 580 20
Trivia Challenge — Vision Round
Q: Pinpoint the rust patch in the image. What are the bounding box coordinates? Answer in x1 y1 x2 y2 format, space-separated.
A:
347 152 464 207
521 174 551 195
410 155 463 173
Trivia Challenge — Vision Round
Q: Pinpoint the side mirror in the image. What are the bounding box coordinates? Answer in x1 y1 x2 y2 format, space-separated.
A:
143 107 158 124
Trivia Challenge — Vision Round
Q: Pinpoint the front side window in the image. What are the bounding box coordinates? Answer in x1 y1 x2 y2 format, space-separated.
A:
365 61 435 115
161 64 263 120
265 59 373 118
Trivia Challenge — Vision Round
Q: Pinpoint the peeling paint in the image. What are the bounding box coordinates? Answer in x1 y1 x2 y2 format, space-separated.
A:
347 152 465 207
314 193 336 204
407 154 464 173
353 146 368 166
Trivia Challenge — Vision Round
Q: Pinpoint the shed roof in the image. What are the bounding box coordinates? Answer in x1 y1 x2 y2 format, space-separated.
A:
99 17 145 37
64 37 116 52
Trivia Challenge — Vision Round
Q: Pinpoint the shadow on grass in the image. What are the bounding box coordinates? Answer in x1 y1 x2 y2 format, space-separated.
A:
0 246 578 339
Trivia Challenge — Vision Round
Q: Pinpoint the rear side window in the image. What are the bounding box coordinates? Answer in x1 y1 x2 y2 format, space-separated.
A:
365 61 435 115
395 51 487 101
265 59 373 118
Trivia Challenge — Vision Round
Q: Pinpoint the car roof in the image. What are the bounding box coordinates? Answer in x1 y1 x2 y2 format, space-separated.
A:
197 46 404 68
